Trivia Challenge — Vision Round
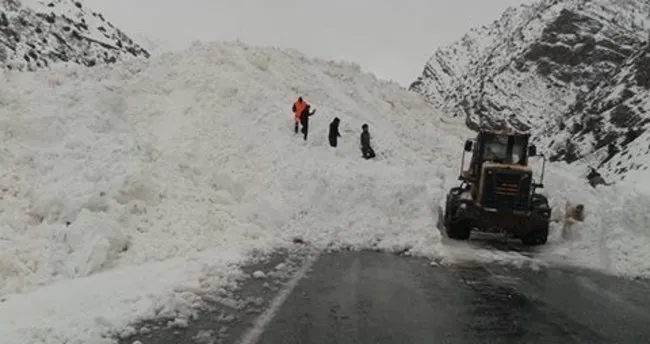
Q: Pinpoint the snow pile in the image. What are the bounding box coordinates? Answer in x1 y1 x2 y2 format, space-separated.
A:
527 163 650 276
0 40 649 343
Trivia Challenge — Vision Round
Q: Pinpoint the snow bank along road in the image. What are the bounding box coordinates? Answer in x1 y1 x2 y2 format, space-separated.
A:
120 248 650 344
1 40 649 343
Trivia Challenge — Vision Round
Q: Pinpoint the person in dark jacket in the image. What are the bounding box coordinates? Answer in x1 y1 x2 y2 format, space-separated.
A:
328 117 341 147
360 123 375 159
586 167 610 187
299 104 316 140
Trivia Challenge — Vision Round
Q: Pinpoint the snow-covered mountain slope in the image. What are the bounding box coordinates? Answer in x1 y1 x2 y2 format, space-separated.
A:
0 0 149 71
537 37 650 183
0 40 649 344
409 0 650 183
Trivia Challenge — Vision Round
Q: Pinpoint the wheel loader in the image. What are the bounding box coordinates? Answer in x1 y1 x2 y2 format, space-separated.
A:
442 129 551 246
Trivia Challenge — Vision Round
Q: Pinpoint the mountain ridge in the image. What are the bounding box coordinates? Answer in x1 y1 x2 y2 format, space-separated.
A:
0 0 149 71
410 0 650 182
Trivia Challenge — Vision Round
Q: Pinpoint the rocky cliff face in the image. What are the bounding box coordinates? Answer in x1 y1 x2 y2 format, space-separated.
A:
410 0 650 182
540 35 650 182
0 0 149 71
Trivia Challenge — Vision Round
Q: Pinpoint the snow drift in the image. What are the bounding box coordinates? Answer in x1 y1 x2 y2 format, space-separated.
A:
0 40 649 344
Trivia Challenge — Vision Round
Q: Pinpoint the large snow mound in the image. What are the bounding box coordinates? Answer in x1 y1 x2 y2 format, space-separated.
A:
0 40 649 344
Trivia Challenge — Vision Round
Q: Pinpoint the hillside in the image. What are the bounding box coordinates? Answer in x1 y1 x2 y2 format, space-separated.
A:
537 37 650 183
0 0 149 71
1 40 649 344
409 0 650 183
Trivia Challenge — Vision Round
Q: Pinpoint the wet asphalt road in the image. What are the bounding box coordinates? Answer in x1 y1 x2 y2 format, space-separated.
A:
120 248 650 344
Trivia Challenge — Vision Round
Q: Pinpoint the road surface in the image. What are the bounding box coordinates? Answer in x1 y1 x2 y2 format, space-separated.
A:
119 248 650 344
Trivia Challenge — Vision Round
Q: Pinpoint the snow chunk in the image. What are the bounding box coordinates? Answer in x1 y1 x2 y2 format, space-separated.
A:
252 270 266 279
61 209 131 277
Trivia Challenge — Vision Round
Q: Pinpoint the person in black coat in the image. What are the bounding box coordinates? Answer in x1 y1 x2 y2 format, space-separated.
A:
360 123 375 159
299 104 316 140
328 117 341 147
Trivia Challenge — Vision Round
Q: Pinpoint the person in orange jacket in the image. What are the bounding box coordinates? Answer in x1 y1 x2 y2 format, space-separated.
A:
292 97 308 133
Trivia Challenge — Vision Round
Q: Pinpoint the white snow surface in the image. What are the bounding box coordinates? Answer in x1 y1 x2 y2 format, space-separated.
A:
0 40 649 343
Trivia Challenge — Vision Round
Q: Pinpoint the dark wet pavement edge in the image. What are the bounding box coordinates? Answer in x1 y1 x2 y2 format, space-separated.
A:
115 244 315 344
257 250 650 344
114 246 650 344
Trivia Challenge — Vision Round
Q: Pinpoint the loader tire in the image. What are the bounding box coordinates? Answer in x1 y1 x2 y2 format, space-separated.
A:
443 187 472 240
522 194 551 246
446 218 472 240
522 221 548 246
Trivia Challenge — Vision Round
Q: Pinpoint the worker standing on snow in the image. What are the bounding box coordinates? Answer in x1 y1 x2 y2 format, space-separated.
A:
328 117 341 147
292 97 308 134
360 123 376 159
586 167 610 187
299 104 316 141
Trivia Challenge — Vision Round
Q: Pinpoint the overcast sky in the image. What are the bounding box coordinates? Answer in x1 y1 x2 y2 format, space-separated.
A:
84 0 535 86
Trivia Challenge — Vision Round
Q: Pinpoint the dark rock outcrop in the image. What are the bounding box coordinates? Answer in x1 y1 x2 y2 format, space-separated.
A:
0 0 149 71
410 0 650 182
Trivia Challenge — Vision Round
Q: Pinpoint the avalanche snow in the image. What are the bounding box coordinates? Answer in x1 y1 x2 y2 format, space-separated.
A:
0 40 649 344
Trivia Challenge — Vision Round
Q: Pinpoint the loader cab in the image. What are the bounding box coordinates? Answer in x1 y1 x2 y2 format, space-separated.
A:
446 129 551 246
462 131 537 180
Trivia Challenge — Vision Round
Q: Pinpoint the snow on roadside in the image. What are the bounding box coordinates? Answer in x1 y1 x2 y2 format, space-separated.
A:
0 40 465 343
0 40 649 344
0 246 248 344
536 162 650 278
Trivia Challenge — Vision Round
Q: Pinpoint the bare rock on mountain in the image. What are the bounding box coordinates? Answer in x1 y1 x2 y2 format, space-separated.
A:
0 0 149 71
410 0 650 182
